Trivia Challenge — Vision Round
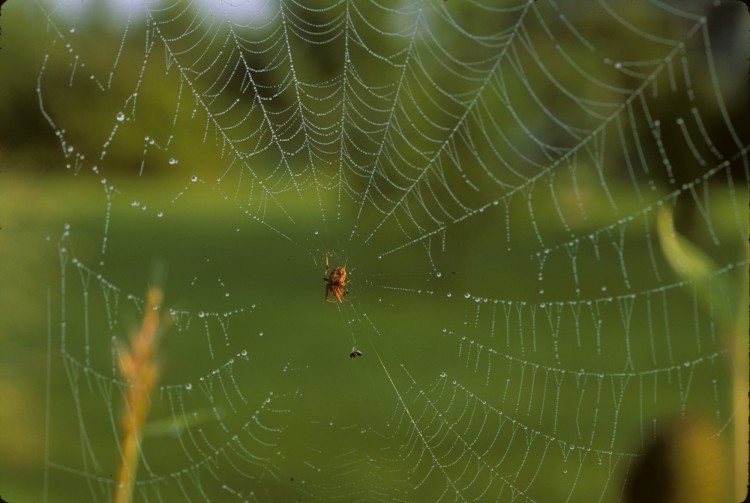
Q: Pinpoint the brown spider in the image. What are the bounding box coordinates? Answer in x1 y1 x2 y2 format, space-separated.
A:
323 255 348 303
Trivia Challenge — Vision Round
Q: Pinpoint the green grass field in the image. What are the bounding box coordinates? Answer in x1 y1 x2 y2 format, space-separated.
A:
0 168 745 502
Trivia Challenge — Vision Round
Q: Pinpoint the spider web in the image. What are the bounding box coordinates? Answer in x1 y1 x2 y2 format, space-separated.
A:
18 0 750 501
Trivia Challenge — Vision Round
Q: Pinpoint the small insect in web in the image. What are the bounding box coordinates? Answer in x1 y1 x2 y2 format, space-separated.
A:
350 348 363 358
323 255 348 303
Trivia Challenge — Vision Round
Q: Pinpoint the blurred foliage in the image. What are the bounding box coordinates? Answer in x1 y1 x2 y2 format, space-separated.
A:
0 0 747 187
624 416 728 503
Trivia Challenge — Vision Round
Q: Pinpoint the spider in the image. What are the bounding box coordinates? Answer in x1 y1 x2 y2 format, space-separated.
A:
323 255 348 303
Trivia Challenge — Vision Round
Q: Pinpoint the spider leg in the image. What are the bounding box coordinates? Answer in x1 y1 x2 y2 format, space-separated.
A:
325 284 336 303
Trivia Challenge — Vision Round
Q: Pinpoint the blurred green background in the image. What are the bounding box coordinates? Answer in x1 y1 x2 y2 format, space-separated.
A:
0 1 748 502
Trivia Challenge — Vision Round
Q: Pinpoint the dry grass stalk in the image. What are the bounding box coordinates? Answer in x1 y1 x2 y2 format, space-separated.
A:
114 287 170 503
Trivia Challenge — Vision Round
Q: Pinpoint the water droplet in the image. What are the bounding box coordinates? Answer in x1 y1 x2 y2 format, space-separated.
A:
464 292 471 299
435 272 442 278
116 112 125 122
168 157 178 165
157 211 163 218
191 175 198 182
185 383 192 391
